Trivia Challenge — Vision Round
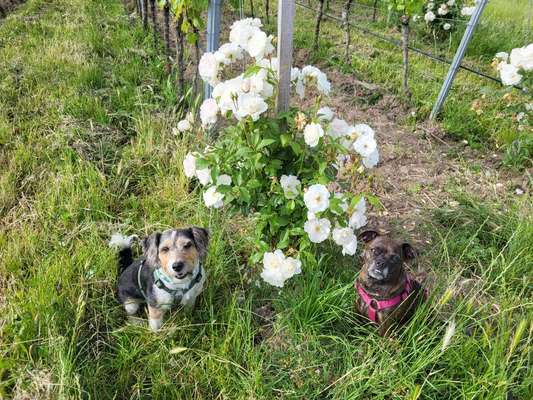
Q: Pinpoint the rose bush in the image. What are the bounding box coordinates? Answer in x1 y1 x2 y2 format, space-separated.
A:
181 18 380 287
415 1 467 39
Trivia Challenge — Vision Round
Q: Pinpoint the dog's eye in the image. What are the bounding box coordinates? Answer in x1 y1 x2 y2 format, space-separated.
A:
160 246 169 253
183 242 192 249
372 248 382 255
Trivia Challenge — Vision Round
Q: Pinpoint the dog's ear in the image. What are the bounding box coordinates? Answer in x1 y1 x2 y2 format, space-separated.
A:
359 230 379 243
142 232 161 267
191 226 209 260
401 243 416 260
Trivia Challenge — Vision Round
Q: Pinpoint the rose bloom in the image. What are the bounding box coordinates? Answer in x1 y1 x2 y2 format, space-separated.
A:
424 11 436 23
200 98 219 127
177 119 191 132
499 62 523 86
362 149 379 169
280 175 301 199
198 52 219 85
304 218 331 243
303 122 324 147
317 106 334 122
182 152 197 178
234 93 268 121
510 44 533 72
349 197 367 229
327 118 350 139
196 167 212 186
353 134 377 158
203 186 224 208
303 184 330 213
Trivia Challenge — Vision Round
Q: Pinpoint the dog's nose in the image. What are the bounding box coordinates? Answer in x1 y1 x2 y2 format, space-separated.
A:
172 261 184 272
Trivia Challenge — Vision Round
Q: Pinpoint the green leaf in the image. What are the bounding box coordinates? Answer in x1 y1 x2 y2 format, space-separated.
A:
257 138 276 149
280 133 291 147
243 65 262 78
195 158 209 169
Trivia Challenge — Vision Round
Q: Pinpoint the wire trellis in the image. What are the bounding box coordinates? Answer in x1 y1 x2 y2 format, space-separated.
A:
296 1 524 90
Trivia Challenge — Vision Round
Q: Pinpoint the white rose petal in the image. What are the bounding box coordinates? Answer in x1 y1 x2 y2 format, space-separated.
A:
304 218 331 243
235 93 268 121
216 174 232 186
177 119 191 132
200 98 219 127
499 62 523 86
183 152 197 178
461 6 475 16
443 23 451 31
353 134 377 158
304 184 330 213
424 11 436 22
327 118 350 139
303 122 325 147
510 44 533 72
199 52 220 86
280 175 301 199
203 186 224 208
317 106 334 122
349 197 367 229
362 148 380 169
196 167 212 186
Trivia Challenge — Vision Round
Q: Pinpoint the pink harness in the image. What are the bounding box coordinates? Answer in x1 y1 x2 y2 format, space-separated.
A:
356 276 415 323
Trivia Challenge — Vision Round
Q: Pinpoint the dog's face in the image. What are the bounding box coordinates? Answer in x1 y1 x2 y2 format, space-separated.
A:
359 230 415 282
142 227 209 281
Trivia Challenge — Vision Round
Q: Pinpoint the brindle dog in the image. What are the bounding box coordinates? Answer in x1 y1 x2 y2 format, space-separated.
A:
355 230 425 336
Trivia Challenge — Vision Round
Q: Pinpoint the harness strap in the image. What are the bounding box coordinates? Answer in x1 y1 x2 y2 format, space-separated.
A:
356 276 414 323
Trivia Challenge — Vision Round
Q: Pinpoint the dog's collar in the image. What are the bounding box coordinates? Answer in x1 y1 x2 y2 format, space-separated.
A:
153 264 203 298
355 276 415 323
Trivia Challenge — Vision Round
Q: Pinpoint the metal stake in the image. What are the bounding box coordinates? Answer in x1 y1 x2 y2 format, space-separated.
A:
204 0 223 99
430 0 488 120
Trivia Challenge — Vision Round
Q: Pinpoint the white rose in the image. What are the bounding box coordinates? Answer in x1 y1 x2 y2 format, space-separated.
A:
260 250 301 288
177 119 191 132
461 7 475 16
317 106 334 122
304 218 331 243
362 148 380 169
182 152 197 178
304 184 330 213
352 123 375 139
203 186 224 208
353 134 377 157
327 118 350 139
499 62 523 86
303 122 325 147
295 77 305 98
280 175 301 199
424 11 436 22
198 52 219 86
447 0 455 6
427 2 435 9
229 19 260 49
510 44 533 72
438 5 449 15
443 23 451 30
349 197 367 229
248 69 274 98
333 227 358 255
247 29 268 59
215 43 243 65
495 52 509 62
213 76 243 114
200 98 219 127
216 174 232 186
196 167 212 186
234 93 268 121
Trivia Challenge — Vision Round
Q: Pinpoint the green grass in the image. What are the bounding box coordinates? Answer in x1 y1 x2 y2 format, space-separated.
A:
1 0 532 399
